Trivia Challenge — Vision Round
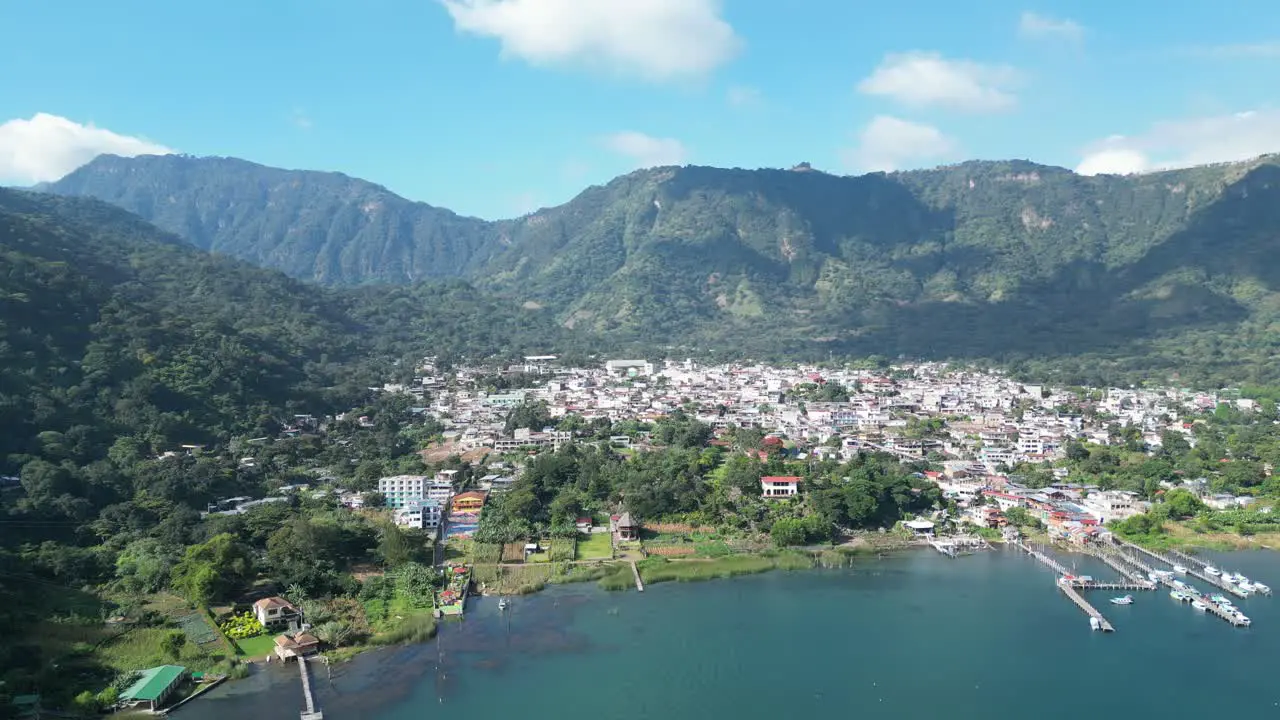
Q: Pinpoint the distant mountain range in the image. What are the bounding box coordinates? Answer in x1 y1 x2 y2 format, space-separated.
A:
45 151 1280 384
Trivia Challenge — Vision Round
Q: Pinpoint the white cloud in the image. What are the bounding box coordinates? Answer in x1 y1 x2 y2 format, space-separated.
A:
439 0 741 82
1018 12 1085 43
602 131 687 168
727 84 763 108
843 115 957 172
0 113 173 185
857 52 1020 113
1076 110 1280 175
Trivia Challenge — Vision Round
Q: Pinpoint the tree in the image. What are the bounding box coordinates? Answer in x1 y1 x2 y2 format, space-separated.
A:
160 630 186 660
170 533 253 605
1163 488 1204 520
770 518 808 546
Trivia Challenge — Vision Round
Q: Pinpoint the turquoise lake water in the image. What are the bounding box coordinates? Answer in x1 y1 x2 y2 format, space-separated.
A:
175 548 1280 719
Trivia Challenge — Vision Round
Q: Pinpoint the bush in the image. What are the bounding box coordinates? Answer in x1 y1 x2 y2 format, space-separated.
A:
219 612 267 640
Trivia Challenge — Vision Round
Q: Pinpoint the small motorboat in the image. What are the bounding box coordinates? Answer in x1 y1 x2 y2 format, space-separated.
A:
1192 600 1207 611
1173 564 1188 575
1205 565 1222 577
1089 617 1101 631
1109 595 1134 605
1253 582 1271 594
1235 614 1251 626
1170 590 1187 601
1238 581 1256 593
498 598 508 611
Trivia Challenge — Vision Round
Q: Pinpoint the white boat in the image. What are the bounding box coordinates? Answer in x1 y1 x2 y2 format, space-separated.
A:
1192 600 1207 611
1172 580 1189 590
1236 614 1251 626
1109 595 1134 605
1205 565 1222 577
1090 617 1101 630
1253 582 1271 594
498 598 508 611
1173 564 1188 574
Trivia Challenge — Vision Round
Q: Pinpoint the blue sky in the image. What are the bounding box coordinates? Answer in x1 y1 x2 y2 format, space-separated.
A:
2 0 1279 219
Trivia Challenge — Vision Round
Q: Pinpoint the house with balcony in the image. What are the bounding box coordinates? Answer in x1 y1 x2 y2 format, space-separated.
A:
761 476 801 499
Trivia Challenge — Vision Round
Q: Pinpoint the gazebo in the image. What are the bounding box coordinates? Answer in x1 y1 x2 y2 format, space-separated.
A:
616 512 639 541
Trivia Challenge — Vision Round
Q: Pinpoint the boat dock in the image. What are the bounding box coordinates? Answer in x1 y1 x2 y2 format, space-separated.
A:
1057 579 1114 632
929 536 991 557
1016 542 1070 575
629 561 644 592
1116 541 1246 598
298 657 323 720
1065 580 1152 591
1087 549 1157 589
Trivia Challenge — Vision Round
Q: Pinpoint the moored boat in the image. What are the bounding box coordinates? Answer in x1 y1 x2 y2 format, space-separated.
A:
1253 582 1271 594
1173 564 1188 575
1090 617 1101 631
1192 600 1207 611
1109 595 1134 605
1205 565 1222 577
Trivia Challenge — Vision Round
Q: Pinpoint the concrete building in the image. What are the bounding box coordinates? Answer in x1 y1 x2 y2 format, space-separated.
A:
378 475 429 508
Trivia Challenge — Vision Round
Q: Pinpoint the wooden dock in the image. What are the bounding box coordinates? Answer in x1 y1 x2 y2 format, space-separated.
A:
930 536 991 557
1088 549 1156 589
1117 540 1246 598
1068 580 1151 591
629 561 644 592
298 657 323 720
1058 580 1115 632
1017 542 1069 575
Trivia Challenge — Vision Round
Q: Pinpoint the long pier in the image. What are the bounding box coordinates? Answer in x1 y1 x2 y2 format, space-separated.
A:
629 561 644 592
298 657 323 720
1016 542 1069 575
1116 540 1245 598
1057 580 1115 632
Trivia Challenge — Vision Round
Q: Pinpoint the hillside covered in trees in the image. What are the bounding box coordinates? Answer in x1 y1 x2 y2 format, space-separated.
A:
47 153 1280 385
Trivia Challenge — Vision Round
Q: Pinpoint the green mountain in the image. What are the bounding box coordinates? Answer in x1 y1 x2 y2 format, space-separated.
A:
0 188 580 476
48 154 500 284
47 153 1280 384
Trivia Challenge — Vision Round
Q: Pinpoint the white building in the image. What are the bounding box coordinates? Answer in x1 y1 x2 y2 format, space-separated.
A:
394 500 442 530
761 476 801 499
605 359 654 378
379 475 429 508
1081 491 1142 523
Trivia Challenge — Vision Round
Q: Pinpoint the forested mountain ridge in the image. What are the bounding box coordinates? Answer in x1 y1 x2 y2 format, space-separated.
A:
0 188 584 480
45 152 1280 384
49 154 501 284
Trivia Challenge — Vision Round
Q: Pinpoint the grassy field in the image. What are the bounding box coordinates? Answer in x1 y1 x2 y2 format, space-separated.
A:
577 533 613 559
97 627 226 674
234 634 277 658
600 552 816 590
1126 522 1280 551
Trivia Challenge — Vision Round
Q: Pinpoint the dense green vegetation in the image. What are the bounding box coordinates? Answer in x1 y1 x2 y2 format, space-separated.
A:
50 152 1280 384
48 154 501 284
0 189 583 710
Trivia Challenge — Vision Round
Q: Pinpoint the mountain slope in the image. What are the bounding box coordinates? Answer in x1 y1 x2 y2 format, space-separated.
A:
49 154 501 284
0 189 582 476
45 152 1280 383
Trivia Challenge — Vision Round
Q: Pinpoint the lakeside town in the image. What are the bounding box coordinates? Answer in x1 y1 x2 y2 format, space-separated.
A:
19 356 1280 718
324 356 1264 544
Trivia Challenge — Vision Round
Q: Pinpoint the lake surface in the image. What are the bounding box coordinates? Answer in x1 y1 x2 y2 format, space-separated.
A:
176 548 1280 720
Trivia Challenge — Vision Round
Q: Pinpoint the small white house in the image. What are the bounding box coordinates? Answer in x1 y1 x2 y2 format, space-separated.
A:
760 476 801 499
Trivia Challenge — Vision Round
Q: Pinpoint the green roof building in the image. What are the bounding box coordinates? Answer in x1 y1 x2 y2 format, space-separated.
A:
120 665 188 711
